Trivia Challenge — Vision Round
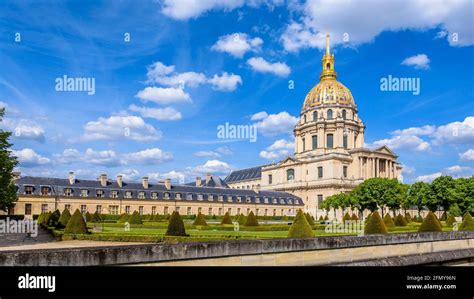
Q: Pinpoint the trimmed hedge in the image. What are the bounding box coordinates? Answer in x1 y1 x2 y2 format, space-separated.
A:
418 211 442 232
440 211 447 221
165 211 188 236
459 212 474 231
446 214 456 226
244 211 259 226
57 208 71 228
394 214 408 226
118 213 129 223
237 214 247 225
85 212 92 222
404 213 412 223
128 211 143 225
193 212 207 226
343 212 351 222
221 212 233 225
288 209 314 238
305 213 315 226
383 213 395 227
64 209 88 234
92 211 102 222
364 211 388 235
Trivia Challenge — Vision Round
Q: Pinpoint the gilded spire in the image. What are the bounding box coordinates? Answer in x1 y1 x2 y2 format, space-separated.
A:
320 33 336 81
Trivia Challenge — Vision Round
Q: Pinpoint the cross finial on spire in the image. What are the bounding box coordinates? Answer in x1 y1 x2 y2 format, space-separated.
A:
326 33 330 55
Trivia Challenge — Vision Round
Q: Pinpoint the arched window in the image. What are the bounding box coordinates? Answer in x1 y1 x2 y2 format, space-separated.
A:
343 135 348 149
303 114 307 123
313 111 317 121
286 169 295 181
327 134 334 148
326 63 330 70
302 137 306 151
327 109 333 120
342 109 346 120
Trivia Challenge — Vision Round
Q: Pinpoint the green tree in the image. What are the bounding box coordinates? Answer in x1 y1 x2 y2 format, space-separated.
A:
64 209 88 234
430 176 456 213
288 210 314 238
221 212 233 225
244 211 259 226
407 182 430 215
193 212 207 226
0 108 18 212
57 208 71 228
165 211 187 236
128 211 143 224
452 177 474 214
350 178 386 214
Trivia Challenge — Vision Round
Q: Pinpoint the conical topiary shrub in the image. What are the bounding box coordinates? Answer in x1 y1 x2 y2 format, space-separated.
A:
118 213 129 223
57 208 71 228
288 210 314 238
383 213 395 227
364 211 388 235
318 215 324 221
41 211 52 227
153 214 163 221
245 211 259 226
418 211 442 232
64 209 88 234
440 211 447 221
237 214 247 225
92 211 102 222
128 211 143 224
324 215 329 221
416 215 424 223
221 212 233 225
350 214 359 221
193 212 208 226
343 212 351 222
394 214 408 226
47 210 61 227
165 211 187 236
446 214 456 226
459 212 474 231
305 213 315 226
404 213 412 223
37 212 45 225
85 211 92 222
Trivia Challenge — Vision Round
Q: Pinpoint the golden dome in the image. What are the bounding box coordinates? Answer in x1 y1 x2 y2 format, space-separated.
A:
302 79 355 110
302 34 356 111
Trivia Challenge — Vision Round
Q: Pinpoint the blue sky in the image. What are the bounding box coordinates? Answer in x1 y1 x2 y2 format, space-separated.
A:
1 0 473 184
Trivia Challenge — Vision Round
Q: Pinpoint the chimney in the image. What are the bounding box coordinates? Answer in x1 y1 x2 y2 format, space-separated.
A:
13 171 21 181
165 178 171 190
142 176 149 189
100 173 107 187
68 171 75 185
205 173 212 184
116 175 123 187
195 176 202 187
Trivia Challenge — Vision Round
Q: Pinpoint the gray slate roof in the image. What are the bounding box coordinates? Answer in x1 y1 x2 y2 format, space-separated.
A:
224 165 266 183
15 176 303 206
185 175 229 188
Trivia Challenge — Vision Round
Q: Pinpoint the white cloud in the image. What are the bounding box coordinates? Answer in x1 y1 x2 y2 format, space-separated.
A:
194 146 233 158
160 0 284 20
280 0 473 52
250 111 268 121
415 165 473 182
445 165 471 174
459 149 474 162
13 148 50 167
188 159 233 175
148 170 186 183
392 125 436 136
129 104 182 121
401 54 430 70
208 72 242 91
415 172 442 183
119 169 141 182
431 116 474 145
55 147 172 167
260 139 294 160
252 111 298 136
81 115 162 142
401 164 416 175
369 135 431 152
135 87 192 105
211 32 263 58
215 146 233 155
0 118 45 142
247 57 291 77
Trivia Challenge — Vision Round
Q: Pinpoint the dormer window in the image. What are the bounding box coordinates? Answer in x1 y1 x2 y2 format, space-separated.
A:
255 197 261 204
41 186 51 196
111 190 119 198
96 189 104 198
64 188 73 197
227 196 233 203
81 189 89 197
264 197 269 204
138 191 145 199
197 194 203 201
246 197 252 203
24 186 34 195
237 196 242 203
124 191 132 199
280 198 286 204
175 193 181 200
272 198 277 204
288 199 293 204
151 192 158 199
208 194 214 201
164 192 170 200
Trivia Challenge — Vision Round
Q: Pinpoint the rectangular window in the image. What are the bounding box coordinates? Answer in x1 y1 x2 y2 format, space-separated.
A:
343 135 348 149
273 209 276 216
198 207 202 213
312 135 318 149
317 195 323 209
164 206 169 214
343 166 348 178
96 205 102 213
237 208 241 215
24 186 34 195
96 190 104 198
175 207 180 213
218 207 223 216
139 206 144 215
302 138 306 151
125 206 130 214
65 204 71 211
41 186 50 196
268 174 272 184
327 134 334 148
151 206 156 215
208 207 212 215
25 204 32 215
227 207 232 214
81 205 87 213
124 191 132 199
318 166 323 178
109 205 118 215
151 192 158 199
81 189 88 197
187 207 192 215
41 204 48 213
